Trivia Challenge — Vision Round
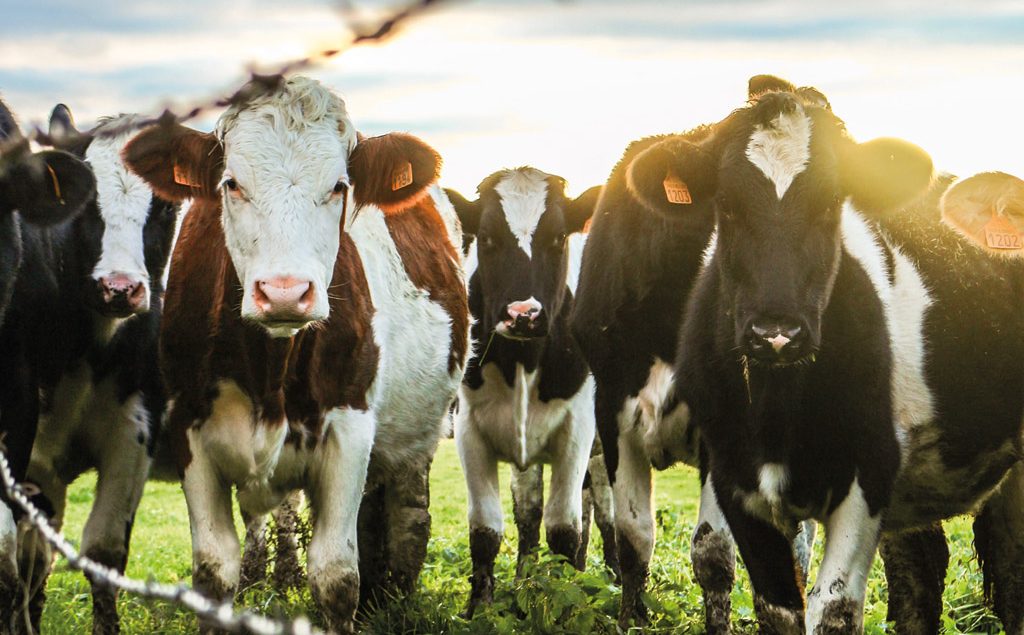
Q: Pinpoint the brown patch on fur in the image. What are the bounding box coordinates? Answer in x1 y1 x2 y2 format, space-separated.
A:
383 198 469 374
123 122 223 202
311 570 359 635
879 524 947 634
349 132 441 215
466 526 501 618
692 522 735 634
754 596 804 635
617 533 650 629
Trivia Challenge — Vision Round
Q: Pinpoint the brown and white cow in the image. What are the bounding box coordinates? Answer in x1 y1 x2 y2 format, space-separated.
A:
124 76 468 632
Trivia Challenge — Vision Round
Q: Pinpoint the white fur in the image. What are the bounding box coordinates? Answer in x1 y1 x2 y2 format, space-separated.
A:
493 168 549 258
745 107 812 200
455 359 596 535
217 77 357 333
805 480 879 632
758 462 789 506
566 231 587 295
86 115 157 310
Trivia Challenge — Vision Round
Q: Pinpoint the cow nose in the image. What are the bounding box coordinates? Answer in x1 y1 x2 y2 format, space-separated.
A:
98 274 147 310
253 277 315 320
507 300 542 322
745 319 809 363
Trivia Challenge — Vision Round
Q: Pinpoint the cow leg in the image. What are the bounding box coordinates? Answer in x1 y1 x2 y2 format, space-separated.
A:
691 472 735 635
383 456 432 595
14 469 68 635
271 491 304 593
794 520 818 583
455 418 502 618
510 464 542 576
544 410 592 571
878 523 947 635
578 479 594 570
613 426 655 629
79 436 151 635
357 468 386 607
717 492 804 635
973 462 1024 635
0 503 20 634
306 408 374 635
805 482 881 635
586 454 619 579
238 511 268 592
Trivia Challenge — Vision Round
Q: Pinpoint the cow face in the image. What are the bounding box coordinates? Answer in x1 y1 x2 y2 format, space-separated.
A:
941 171 1024 257
633 88 932 367
46 106 179 319
448 168 598 340
124 76 441 338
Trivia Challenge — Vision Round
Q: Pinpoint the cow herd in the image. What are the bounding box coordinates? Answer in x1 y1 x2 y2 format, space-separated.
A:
0 72 1022 635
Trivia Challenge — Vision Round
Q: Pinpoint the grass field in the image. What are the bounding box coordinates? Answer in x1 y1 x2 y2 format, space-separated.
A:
38 439 999 634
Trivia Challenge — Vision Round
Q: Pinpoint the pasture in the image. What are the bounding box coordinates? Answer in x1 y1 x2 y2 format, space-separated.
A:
40 439 996 634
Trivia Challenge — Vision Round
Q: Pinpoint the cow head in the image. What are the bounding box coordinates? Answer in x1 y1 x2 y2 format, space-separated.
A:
447 168 598 340
0 101 94 226
940 171 1024 257
631 80 932 367
44 105 179 319
124 76 441 338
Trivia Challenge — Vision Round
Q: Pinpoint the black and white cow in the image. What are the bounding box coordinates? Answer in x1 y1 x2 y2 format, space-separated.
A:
659 82 1024 633
6 105 180 634
0 99 95 629
445 168 604 615
571 76 819 631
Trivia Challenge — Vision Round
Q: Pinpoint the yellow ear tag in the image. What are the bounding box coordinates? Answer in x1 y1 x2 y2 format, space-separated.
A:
984 215 1023 250
46 164 65 205
663 173 692 205
392 161 414 191
173 163 196 187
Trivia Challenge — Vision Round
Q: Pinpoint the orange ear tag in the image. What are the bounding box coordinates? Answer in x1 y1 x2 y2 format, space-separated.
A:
663 173 692 205
392 161 414 191
46 164 65 205
173 163 195 187
983 215 1024 251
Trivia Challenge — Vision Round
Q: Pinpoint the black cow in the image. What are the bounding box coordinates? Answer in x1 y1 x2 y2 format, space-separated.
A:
571 76 820 630
662 80 1024 633
446 168 607 615
4 105 179 634
0 99 94 629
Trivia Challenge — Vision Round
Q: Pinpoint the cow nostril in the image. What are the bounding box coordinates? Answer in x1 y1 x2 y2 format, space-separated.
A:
253 283 272 312
297 283 315 311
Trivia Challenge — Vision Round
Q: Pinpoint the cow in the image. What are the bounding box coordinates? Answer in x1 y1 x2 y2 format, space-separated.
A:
659 79 1024 634
570 75 819 631
444 167 604 615
0 99 95 630
123 76 468 633
2 105 180 635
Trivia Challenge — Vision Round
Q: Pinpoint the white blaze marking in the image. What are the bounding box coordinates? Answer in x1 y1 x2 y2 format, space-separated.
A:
745 107 812 200
758 462 789 505
494 168 549 259
86 115 154 290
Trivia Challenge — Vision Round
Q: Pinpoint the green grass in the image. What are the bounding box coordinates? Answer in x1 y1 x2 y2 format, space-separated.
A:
39 439 1001 633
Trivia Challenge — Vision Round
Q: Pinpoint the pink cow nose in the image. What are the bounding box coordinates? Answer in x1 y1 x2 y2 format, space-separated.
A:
507 300 542 321
98 274 146 310
253 277 316 320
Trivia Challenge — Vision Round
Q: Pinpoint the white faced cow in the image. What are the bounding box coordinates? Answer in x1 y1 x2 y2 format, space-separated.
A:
666 81 1024 634
446 168 604 615
124 76 468 633
0 104 174 635
0 99 95 630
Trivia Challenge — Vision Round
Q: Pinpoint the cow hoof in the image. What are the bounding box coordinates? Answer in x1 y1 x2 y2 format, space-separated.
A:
311 571 359 635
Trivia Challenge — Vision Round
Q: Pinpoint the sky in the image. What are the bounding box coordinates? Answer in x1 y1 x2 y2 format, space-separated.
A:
2 0 1023 196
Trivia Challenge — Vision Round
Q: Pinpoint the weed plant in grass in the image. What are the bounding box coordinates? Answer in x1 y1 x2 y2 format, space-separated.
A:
41 440 999 633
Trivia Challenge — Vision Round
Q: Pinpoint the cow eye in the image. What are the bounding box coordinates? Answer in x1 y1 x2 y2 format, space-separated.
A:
223 178 242 197
551 233 567 249
333 181 348 195
479 235 495 250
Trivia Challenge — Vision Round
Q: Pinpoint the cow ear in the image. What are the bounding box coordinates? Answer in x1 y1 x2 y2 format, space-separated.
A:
2 150 96 225
941 172 1024 257
349 132 441 214
842 137 933 214
748 74 797 100
626 137 717 218
48 104 78 140
444 188 480 236
565 185 601 233
124 121 223 202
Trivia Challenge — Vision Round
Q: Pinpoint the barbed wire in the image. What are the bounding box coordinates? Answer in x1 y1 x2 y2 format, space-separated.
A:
0 449 324 635
0 0 451 171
